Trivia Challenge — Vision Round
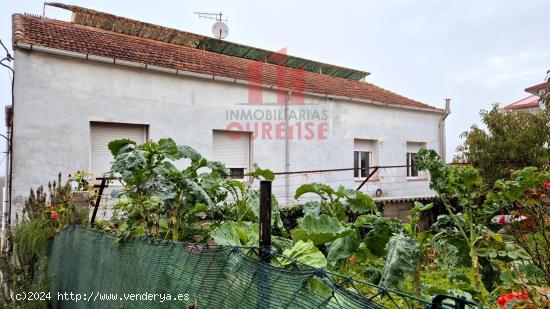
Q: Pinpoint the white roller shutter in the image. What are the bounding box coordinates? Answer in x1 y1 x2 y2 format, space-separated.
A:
90 122 147 177
354 139 378 164
354 139 374 153
406 142 425 153
212 130 250 170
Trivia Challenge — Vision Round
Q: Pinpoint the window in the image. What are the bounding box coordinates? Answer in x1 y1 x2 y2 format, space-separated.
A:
406 152 418 177
213 130 251 179
90 122 148 177
229 168 245 179
406 142 426 179
354 151 371 178
354 139 377 179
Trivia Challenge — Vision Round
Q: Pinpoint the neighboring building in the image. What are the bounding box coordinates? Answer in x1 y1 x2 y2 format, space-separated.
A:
504 81 548 111
7 4 449 222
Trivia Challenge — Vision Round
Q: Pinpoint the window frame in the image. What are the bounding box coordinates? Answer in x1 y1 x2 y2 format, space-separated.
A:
228 167 246 180
353 139 379 182
406 152 427 180
354 150 374 180
406 152 419 178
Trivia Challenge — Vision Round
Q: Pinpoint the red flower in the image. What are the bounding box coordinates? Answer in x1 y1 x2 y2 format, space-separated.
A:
497 215 506 225
50 211 58 220
496 290 529 308
543 182 550 190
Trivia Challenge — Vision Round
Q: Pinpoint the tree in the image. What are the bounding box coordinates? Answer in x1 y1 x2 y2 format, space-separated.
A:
456 74 550 185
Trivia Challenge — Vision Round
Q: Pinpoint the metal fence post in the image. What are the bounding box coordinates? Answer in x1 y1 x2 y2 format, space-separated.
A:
91 178 107 228
259 180 272 263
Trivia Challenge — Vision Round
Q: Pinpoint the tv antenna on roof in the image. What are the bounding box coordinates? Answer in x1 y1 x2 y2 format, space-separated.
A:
194 12 229 40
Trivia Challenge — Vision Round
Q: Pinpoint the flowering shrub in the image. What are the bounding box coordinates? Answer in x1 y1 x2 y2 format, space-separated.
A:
50 210 58 220
1 173 82 308
484 166 550 285
496 290 529 308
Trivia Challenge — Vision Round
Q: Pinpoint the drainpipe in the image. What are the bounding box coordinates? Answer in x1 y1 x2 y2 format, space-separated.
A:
439 99 451 162
3 105 12 232
1 105 12 252
284 91 290 205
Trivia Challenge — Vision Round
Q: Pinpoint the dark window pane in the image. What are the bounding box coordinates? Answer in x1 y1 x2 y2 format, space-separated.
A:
407 153 418 177
360 152 367 177
406 153 411 177
230 168 245 179
411 153 418 177
354 151 359 178
366 152 370 177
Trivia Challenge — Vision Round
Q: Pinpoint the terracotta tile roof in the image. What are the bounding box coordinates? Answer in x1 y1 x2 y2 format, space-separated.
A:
503 95 540 110
12 14 442 112
44 2 370 81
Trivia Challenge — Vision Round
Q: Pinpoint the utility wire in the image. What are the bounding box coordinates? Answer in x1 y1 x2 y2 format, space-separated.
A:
0 39 15 110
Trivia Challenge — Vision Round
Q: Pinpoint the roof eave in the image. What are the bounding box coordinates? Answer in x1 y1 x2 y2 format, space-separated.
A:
13 41 446 114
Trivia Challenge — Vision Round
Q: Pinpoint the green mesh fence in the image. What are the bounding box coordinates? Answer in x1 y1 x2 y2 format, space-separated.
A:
47 226 429 308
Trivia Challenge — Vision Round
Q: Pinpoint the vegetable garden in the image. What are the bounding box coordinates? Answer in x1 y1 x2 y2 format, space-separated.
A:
1 138 549 308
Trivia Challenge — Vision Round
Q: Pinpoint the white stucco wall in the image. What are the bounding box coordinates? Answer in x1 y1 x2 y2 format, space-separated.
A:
11 50 443 218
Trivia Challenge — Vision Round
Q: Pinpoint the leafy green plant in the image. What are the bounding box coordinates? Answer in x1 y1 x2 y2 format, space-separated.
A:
69 170 94 192
108 138 231 242
209 221 259 246
294 183 377 221
293 183 394 271
1 174 77 308
403 202 433 297
278 240 327 268
379 232 419 289
213 165 284 231
415 149 496 303
291 214 355 245
352 214 403 257
483 166 550 284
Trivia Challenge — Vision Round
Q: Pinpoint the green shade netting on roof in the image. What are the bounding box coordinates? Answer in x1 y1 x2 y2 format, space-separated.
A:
47 226 392 309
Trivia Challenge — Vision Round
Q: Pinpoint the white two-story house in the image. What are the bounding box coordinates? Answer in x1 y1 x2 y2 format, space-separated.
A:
5 3 449 224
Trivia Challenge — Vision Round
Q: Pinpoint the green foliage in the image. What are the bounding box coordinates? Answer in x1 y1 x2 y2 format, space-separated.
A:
433 240 469 285
209 221 259 246
109 138 242 242
456 103 550 185
418 264 479 299
1 174 77 308
415 149 496 302
108 138 136 157
291 214 355 245
279 240 327 268
403 201 434 297
17 136 550 307
326 236 359 264
353 214 403 257
379 233 420 289
294 183 376 221
245 163 275 181
483 165 550 284
415 149 550 306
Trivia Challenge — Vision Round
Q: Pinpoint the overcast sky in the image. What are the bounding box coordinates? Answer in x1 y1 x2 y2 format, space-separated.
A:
0 0 549 174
